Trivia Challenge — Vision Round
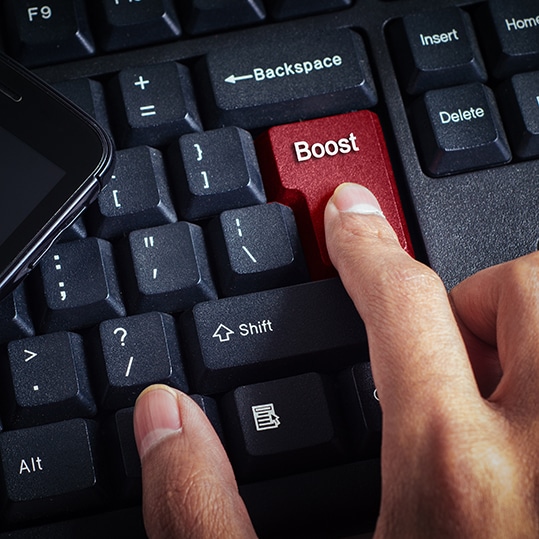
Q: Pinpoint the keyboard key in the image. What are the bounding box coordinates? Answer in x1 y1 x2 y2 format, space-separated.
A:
179 0 265 35
266 0 352 20
3 0 95 67
103 408 141 501
389 7 487 95
339 363 381 457
5 332 96 428
167 127 266 220
35 238 125 333
109 62 202 147
58 217 87 243
222 372 345 480
0 506 146 538
104 397 224 471
88 146 177 239
207 203 308 295
197 28 377 129
497 71 539 159
478 0 539 79
240 460 380 538
180 278 367 394
53 78 112 135
190 394 226 444
0 419 103 523
0 285 34 345
256 110 413 279
121 222 217 314
93 0 181 52
93 312 188 410
411 83 512 176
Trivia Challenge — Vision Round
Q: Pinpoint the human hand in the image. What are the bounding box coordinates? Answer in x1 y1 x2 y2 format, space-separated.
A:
325 182 539 537
133 182 539 538
132 385 257 538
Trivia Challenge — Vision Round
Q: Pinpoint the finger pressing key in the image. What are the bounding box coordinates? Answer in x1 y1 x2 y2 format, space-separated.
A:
324 183 482 425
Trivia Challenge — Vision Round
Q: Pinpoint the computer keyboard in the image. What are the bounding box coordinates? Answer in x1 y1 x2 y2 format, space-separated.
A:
0 0 538 537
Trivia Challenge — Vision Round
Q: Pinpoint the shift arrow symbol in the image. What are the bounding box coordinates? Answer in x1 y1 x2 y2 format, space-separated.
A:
225 73 254 84
24 349 37 362
212 324 235 342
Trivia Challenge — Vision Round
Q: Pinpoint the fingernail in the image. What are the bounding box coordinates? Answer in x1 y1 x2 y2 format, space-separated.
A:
134 384 182 459
331 183 385 217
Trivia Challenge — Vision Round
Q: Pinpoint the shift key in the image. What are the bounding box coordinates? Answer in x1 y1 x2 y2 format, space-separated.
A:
180 279 368 394
196 28 377 129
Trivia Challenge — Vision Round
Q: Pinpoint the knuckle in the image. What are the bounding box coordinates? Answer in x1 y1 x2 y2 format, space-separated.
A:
504 252 539 289
370 260 447 310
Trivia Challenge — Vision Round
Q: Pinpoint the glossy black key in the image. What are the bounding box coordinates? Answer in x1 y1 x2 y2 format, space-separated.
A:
35 238 125 332
0 285 34 345
265 0 352 20
411 83 511 176
93 0 181 52
197 28 377 129
180 278 367 394
339 363 382 458
122 222 217 314
3 0 95 67
389 7 487 95
88 146 177 239
168 127 266 221
497 71 539 159
94 312 188 410
53 78 112 135
0 419 103 523
110 62 202 147
4 332 96 428
179 0 265 35
222 372 345 480
207 203 308 296
478 0 539 79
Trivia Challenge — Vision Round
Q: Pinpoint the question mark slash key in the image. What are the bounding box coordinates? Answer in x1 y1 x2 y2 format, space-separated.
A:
95 312 189 410
112 327 133 376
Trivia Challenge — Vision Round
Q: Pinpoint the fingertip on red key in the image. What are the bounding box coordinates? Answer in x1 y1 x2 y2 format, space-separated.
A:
256 110 414 280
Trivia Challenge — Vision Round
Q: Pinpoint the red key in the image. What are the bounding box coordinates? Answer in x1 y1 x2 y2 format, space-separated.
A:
256 110 413 279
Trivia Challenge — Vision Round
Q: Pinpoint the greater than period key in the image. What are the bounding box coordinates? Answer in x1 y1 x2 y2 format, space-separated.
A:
256 110 413 279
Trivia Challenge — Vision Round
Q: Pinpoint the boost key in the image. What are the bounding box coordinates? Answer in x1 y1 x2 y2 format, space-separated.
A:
256 110 413 279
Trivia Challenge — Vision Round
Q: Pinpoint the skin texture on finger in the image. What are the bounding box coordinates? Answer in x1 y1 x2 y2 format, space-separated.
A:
450 252 539 417
447 312 501 399
324 184 539 538
134 385 258 539
324 184 482 421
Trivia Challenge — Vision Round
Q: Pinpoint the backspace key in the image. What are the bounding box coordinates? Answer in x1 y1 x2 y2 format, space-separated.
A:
196 28 377 129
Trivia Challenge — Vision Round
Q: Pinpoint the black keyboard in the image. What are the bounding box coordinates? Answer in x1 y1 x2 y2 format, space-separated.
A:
0 0 538 537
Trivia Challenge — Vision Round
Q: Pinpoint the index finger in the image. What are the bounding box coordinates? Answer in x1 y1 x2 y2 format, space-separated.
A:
324 184 481 425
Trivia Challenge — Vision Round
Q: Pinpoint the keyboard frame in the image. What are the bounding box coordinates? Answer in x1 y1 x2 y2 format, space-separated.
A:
2 0 538 537
31 0 539 294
